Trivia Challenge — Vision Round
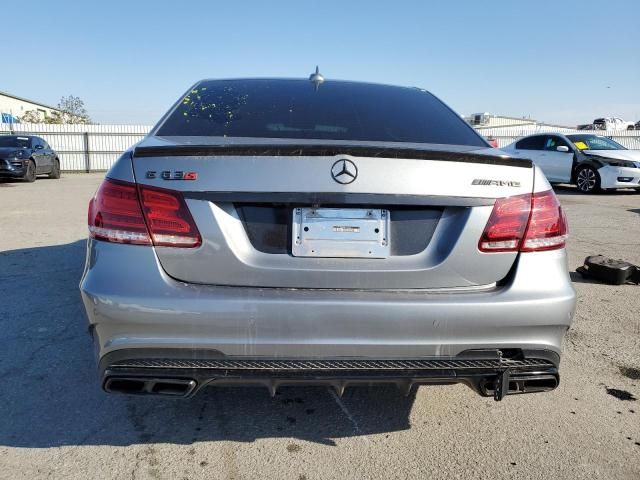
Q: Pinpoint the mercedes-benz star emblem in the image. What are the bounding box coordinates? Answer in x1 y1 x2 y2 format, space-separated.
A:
331 159 358 184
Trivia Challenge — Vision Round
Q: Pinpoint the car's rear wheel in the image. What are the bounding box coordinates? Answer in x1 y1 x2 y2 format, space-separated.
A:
575 166 600 194
49 159 61 179
23 160 37 183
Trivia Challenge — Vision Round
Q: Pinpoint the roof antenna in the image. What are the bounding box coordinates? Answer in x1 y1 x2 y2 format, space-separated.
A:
309 66 325 91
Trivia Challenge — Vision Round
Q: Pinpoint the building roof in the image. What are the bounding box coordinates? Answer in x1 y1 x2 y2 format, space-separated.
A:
0 90 61 112
466 112 573 130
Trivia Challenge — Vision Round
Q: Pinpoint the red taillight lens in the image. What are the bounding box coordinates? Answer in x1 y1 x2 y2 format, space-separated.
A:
478 193 531 252
88 178 201 248
88 178 151 245
138 185 201 248
521 190 567 252
479 190 567 253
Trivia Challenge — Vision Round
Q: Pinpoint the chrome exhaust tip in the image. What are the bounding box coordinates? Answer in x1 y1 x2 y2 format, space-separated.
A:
104 377 197 397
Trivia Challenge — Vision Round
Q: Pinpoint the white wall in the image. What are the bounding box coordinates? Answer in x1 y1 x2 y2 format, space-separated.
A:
0 95 59 122
465 114 538 128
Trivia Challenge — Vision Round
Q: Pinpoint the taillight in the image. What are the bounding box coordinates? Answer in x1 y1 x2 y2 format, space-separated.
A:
88 179 151 245
478 193 531 252
521 190 567 252
138 184 201 247
479 190 567 253
88 178 201 248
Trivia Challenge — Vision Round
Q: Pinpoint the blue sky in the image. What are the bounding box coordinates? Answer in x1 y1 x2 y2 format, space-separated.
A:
4 0 639 125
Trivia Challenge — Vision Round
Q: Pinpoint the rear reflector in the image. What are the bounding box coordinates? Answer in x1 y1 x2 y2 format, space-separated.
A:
479 190 567 253
88 178 201 248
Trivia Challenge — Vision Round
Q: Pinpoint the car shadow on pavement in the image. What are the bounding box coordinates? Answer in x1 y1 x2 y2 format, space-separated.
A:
552 184 582 196
569 271 604 285
0 240 416 449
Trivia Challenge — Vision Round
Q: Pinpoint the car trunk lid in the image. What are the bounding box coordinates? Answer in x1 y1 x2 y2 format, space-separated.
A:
131 137 534 289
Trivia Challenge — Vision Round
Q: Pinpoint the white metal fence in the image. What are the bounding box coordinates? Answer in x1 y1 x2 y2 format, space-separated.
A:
0 123 151 172
477 125 640 149
2 122 640 172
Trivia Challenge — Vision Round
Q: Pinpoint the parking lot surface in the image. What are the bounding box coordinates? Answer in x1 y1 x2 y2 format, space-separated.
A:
0 174 638 480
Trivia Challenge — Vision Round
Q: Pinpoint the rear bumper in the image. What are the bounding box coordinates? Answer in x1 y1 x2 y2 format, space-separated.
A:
80 240 576 395
101 352 560 400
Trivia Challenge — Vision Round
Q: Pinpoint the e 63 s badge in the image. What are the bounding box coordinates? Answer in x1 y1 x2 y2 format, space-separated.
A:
146 170 198 180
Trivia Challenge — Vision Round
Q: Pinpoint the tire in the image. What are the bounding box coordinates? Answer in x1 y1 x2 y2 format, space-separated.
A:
575 166 600 194
22 160 37 183
49 159 61 179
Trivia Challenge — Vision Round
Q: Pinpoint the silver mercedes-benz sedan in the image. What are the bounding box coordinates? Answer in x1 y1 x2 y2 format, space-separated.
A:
80 75 576 401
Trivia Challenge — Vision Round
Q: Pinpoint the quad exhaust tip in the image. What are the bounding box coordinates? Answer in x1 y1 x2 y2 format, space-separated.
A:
480 373 559 401
104 377 197 397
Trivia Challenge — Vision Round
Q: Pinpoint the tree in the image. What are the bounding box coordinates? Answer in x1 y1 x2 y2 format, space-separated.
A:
20 95 92 124
19 110 46 123
51 95 92 124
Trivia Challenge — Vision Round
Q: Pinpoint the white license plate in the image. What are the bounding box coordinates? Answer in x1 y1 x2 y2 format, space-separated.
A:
291 208 390 258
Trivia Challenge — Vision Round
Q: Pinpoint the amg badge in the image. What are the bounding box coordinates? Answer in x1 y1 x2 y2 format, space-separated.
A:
472 179 521 187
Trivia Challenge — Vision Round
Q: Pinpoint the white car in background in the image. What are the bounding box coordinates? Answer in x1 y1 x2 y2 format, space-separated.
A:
592 117 635 131
502 133 640 193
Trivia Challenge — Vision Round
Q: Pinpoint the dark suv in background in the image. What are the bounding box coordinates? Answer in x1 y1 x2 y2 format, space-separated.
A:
0 135 61 182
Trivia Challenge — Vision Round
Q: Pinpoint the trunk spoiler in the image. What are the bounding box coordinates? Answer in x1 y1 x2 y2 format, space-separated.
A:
133 144 533 169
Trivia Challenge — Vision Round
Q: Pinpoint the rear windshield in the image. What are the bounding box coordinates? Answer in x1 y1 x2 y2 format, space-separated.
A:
0 136 31 148
156 79 486 147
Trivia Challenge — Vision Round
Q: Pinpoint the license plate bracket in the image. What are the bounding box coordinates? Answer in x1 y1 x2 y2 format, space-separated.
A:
291 208 390 258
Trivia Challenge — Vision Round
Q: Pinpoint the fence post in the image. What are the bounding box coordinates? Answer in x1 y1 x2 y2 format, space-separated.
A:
83 132 90 172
